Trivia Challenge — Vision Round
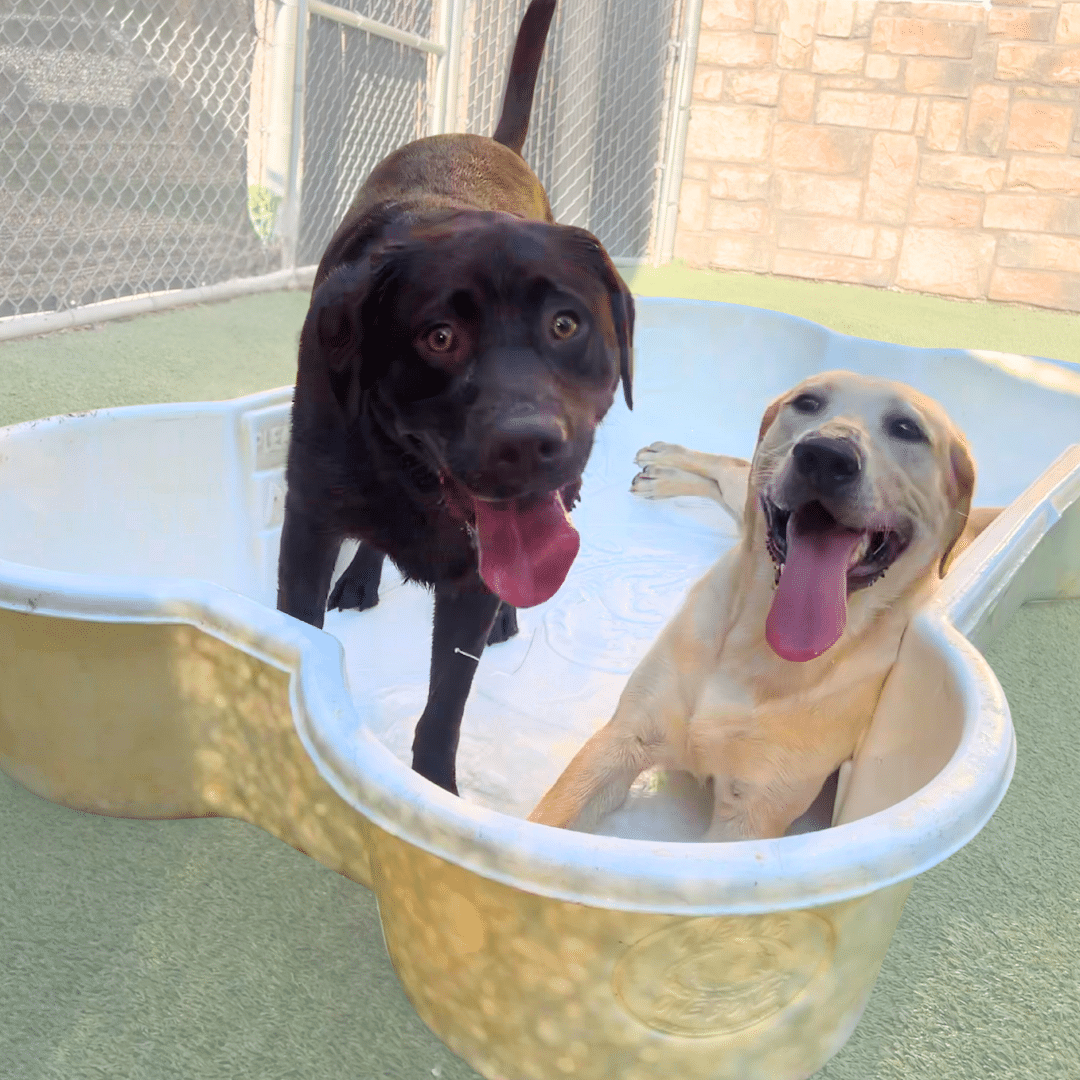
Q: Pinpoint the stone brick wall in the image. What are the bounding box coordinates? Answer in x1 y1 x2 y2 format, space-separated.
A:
673 0 1080 310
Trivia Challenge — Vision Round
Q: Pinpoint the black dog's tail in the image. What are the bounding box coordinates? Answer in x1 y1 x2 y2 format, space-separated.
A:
492 0 557 155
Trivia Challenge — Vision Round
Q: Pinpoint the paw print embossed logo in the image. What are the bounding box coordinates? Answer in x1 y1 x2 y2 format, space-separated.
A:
612 912 835 1038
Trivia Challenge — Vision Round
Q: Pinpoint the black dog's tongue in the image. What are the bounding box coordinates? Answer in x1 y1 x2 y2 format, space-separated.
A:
472 491 580 608
766 502 863 663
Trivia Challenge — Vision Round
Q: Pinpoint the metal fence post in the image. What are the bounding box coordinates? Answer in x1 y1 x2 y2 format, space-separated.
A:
655 0 701 267
431 0 466 136
277 0 309 271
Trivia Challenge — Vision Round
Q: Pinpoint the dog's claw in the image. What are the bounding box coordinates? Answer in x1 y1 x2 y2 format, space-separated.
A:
327 544 385 612
630 469 658 498
327 576 379 612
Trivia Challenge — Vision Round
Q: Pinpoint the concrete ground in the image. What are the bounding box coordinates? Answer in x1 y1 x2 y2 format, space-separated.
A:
1 266 1077 1079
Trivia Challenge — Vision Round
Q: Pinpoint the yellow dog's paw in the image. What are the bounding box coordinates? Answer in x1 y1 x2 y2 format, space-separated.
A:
634 441 687 469
630 465 657 498
631 463 685 499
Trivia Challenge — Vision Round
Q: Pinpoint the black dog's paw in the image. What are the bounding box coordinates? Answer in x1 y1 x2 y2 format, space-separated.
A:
487 603 519 645
411 757 459 797
327 573 379 612
327 544 385 613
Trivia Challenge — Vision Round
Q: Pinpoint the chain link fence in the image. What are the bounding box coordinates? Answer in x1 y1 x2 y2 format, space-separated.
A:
0 0 277 319
296 0 436 266
1 0 694 334
459 0 683 264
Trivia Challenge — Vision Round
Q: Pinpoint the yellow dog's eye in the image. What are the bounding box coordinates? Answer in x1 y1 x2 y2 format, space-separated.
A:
887 415 926 443
551 312 580 340
791 393 823 414
425 325 455 352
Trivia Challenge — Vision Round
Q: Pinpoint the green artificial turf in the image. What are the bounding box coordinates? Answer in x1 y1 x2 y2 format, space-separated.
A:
0 290 309 428
627 261 1080 365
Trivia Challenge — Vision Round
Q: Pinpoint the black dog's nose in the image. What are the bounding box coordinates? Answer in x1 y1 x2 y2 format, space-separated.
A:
792 436 861 495
485 415 570 488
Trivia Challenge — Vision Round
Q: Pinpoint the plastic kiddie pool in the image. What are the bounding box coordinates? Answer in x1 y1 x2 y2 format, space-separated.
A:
2 297 1080 1080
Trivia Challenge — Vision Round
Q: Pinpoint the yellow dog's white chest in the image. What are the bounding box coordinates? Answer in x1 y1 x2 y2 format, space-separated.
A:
679 666 887 785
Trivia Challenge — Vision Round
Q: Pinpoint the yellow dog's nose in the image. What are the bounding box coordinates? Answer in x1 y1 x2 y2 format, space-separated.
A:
792 435 861 496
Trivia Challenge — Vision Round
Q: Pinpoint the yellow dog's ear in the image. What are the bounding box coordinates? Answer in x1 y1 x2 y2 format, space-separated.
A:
742 393 787 524
939 434 976 577
756 393 785 448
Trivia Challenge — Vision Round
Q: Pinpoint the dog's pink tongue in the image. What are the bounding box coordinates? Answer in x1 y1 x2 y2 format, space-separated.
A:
473 493 580 608
766 515 864 663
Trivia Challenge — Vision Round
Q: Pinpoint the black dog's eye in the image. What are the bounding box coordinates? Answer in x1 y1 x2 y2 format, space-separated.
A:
425 324 455 353
791 393 823 414
887 415 926 443
550 311 580 340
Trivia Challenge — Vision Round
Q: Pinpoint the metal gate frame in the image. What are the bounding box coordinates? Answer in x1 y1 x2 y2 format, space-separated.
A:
0 0 700 343
654 0 702 272
275 0 452 270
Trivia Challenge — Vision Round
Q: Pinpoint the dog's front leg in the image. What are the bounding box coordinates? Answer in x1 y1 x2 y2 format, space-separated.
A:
527 720 653 831
277 505 340 630
486 602 518 645
411 575 502 795
529 603 707 831
702 773 826 842
632 445 750 525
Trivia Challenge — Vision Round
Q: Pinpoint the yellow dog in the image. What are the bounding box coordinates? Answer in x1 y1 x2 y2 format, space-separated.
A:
529 371 1001 841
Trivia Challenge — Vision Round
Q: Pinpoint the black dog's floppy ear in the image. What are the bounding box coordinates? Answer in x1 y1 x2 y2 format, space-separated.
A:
611 265 636 412
312 200 411 289
299 260 372 416
300 249 403 415
300 204 411 415
598 247 635 411
561 226 636 411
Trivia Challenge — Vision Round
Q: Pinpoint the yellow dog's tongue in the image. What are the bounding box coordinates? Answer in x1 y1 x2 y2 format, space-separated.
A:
766 507 864 663
473 492 580 608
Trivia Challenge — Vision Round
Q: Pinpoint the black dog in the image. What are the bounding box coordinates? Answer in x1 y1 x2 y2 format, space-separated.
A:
278 0 634 796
